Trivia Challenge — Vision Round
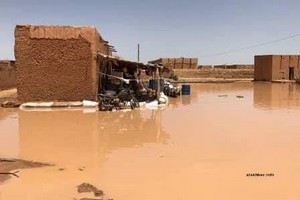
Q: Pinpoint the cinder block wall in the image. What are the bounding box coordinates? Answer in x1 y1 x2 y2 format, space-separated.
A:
15 25 107 101
0 61 16 90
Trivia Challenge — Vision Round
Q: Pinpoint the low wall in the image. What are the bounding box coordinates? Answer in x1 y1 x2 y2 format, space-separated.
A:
174 68 254 79
0 61 16 90
150 58 198 69
214 64 254 69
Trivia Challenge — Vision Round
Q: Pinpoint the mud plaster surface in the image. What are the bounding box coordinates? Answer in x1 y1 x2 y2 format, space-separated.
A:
15 26 98 101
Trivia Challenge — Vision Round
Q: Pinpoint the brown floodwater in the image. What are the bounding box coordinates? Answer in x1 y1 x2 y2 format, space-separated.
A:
0 82 300 200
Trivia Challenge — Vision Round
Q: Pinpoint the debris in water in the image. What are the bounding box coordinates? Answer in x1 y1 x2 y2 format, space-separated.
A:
0 171 19 178
77 183 104 197
0 159 16 163
236 95 244 98
0 159 51 182
1 100 21 108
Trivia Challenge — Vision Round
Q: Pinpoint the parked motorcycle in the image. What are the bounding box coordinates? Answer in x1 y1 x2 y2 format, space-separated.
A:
163 81 181 97
98 85 139 111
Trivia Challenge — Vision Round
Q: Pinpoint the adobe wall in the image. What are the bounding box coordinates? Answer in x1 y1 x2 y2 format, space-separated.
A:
15 25 106 101
254 55 300 81
198 65 212 69
272 55 300 80
151 58 198 69
254 55 272 81
214 64 254 69
0 60 16 90
174 68 254 79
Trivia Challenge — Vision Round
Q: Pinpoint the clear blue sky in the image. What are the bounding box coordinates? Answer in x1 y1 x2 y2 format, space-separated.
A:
1 0 300 64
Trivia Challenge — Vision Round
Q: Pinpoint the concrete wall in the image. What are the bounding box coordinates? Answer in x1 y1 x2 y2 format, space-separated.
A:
0 60 16 90
254 55 273 81
15 25 109 101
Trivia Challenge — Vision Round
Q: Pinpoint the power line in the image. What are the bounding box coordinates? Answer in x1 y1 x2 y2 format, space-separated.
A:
199 33 300 58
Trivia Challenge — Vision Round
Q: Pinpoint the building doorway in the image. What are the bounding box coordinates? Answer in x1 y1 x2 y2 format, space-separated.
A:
289 67 294 80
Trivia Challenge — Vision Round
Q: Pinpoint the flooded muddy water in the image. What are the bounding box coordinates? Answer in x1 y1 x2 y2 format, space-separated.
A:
0 82 300 200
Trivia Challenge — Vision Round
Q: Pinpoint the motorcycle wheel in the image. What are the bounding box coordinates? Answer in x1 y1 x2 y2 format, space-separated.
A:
99 99 108 111
130 98 139 110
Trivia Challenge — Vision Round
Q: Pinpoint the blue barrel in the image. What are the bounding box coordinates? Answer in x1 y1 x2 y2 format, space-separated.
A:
148 79 155 89
149 79 164 90
181 84 191 95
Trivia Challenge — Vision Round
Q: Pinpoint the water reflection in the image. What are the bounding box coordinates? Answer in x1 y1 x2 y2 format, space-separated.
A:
18 109 169 166
0 109 19 158
181 95 191 105
253 83 300 110
187 82 253 93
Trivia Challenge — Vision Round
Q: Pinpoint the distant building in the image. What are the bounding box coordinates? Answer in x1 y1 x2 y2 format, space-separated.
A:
149 57 198 69
0 60 16 90
15 25 112 101
254 55 300 81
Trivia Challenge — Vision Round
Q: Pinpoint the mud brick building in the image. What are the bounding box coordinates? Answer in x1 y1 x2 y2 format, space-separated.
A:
149 57 198 69
0 60 16 90
254 55 300 81
15 25 112 101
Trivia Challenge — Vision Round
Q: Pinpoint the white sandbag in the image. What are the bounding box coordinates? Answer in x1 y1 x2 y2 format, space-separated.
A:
21 102 39 108
82 100 99 107
158 92 168 104
145 100 158 110
38 102 54 107
139 102 146 107
21 102 54 108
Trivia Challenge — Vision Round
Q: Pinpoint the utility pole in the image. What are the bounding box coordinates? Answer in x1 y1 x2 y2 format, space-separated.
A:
137 43 140 62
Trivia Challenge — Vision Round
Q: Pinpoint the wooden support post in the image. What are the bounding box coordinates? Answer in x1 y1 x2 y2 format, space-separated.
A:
174 59 176 69
137 44 140 62
156 67 160 100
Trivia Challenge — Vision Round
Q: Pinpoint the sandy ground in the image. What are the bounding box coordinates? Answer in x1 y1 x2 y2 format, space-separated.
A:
0 158 51 183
